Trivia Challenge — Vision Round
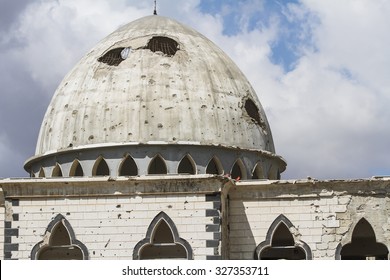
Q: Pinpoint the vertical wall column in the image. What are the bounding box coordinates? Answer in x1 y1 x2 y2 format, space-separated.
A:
3 198 19 260
205 193 222 260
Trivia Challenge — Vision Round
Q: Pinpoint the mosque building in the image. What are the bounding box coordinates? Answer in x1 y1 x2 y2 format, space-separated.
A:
0 12 389 260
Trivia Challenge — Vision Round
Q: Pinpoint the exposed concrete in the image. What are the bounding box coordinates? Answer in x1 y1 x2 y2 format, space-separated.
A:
30 15 278 160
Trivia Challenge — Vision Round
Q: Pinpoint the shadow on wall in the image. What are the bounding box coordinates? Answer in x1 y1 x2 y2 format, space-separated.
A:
228 200 256 259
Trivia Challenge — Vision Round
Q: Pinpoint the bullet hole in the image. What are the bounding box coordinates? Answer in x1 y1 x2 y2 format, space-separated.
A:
116 204 121 208
88 135 94 140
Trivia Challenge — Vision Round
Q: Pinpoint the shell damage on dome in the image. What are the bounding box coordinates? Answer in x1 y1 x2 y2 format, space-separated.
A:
25 15 286 175
98 36 179 66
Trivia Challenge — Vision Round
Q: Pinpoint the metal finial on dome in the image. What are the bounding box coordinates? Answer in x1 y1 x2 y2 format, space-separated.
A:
153 0 157 15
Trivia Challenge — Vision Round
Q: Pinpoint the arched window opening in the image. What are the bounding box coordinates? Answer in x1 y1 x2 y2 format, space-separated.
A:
178 155 196 175
119 156 138 176
148 155 167 175
31 214 88 260
69 160 84 177
52 164 63 177
231 159 246 180
38 167 45 178
268 166 280 180
256 214 312 260
339 218 389 260
133 212 192 260
252 163 264 179
206 157 223 175
93 157 110 176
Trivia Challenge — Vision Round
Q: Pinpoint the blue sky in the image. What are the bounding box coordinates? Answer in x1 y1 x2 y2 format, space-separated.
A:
199 0 309 71
0 0 389 180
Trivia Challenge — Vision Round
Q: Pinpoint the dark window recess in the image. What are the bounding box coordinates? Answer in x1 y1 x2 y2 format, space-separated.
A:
244 99 265 128
95 158 110 176
70 161 83 177
340 218 389 260
206 157 222 175
231 161 243 180
119 156 138 176
145 36 178 56
148 155 167 175
260 222 306 260
178 155 195 174
52 164 63 177
98 48 128 66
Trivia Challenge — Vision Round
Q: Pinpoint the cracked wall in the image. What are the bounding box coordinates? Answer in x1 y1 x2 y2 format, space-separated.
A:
228 179 390 260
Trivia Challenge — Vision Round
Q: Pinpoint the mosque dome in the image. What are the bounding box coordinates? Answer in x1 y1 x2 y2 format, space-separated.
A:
25 15 286 179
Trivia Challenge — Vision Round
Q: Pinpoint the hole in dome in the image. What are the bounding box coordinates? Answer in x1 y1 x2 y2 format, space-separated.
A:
98 47 131 66
145 36 178 56
244 98 265 128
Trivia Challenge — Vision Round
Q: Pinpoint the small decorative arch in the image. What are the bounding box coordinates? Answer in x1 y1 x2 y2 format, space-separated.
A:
38 167 45 177
133 212 192 260
206 156 223 175
255 214 312 260
252 162 264 179
52 163 63 177
69 160 84 177
148 154 167 175
231 159 246 180
335 218 389 260
118 155 138 176
268 165 281 180
177 154 196 175
31 214 88 260
92 156 110 176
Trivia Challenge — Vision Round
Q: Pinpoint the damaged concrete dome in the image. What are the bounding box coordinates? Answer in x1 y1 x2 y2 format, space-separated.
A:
25 15 286 179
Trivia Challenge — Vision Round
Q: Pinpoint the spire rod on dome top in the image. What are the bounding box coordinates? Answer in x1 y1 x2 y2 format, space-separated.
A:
153 0 157 15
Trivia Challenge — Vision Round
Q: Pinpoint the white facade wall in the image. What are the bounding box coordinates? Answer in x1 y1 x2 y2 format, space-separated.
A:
10 195 214 259
0 176 224 260
228 180 390 260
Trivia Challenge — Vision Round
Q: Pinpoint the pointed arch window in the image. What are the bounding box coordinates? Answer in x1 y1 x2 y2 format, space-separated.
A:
119 155 138 176
148 155 167 175
178 154 196 175
133 212 192 260
206 156 223 175
255 214 312 260
38 167 45 178
336 218 389 260
252 162 264 179
31 214 88 260
93 156 110 176
231 159 246 180
52 164 63 177
69 160 84 177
